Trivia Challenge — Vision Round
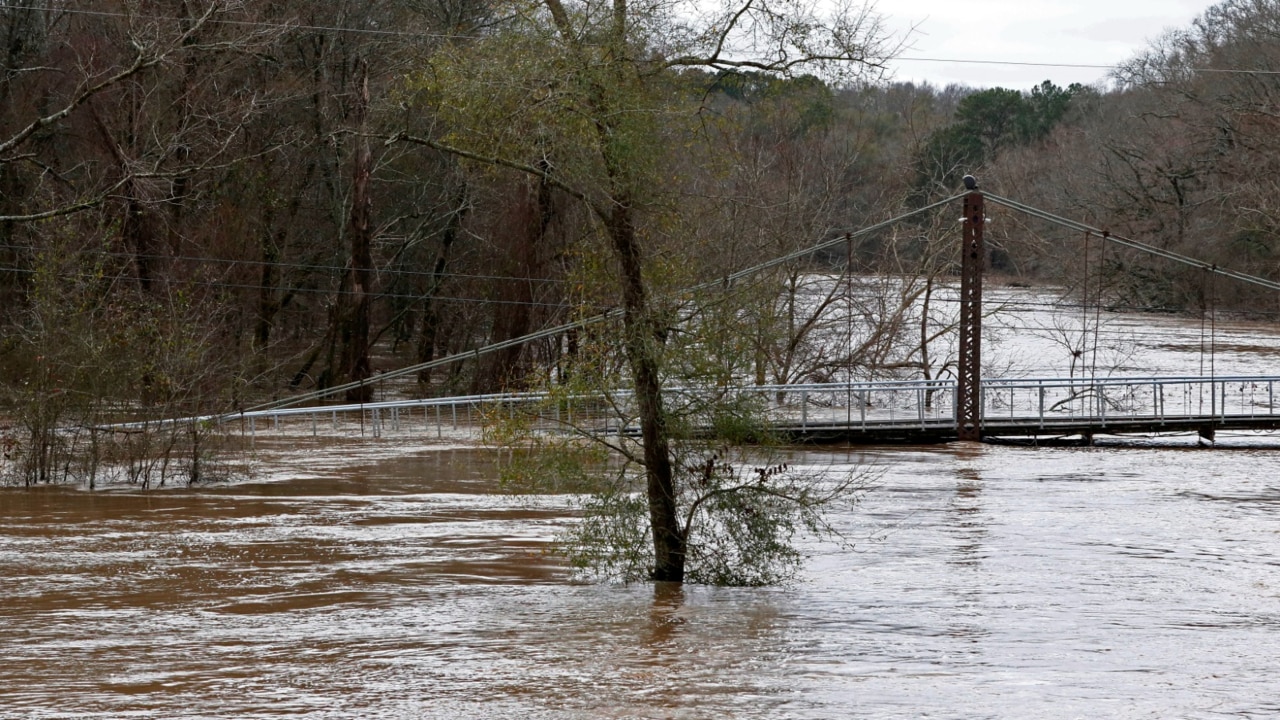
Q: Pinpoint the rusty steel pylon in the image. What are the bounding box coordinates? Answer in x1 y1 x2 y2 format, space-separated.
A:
956 187 985 441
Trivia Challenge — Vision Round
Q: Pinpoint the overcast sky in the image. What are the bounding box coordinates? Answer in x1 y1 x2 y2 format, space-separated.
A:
879 0 1221 90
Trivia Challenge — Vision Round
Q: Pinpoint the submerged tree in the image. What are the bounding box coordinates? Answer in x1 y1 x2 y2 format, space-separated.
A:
398 0 896 582
489 324 876 586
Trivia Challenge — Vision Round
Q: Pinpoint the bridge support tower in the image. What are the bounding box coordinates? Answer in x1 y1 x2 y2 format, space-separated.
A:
957 188 985 441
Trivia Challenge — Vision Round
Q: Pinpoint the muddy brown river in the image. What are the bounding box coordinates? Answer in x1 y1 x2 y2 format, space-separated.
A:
5 296 1280 718
3 441 1280 719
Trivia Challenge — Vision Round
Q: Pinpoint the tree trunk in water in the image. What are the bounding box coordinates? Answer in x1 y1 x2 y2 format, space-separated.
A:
605 197 684 582
534 0 683 580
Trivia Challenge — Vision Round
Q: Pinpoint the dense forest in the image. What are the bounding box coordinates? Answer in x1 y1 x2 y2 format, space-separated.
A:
3 0 1280 482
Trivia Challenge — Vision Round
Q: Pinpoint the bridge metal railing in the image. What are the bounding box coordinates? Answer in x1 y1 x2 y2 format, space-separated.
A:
978 375 1280 429
218 379 965 439
746 380 958 432
116 375 1280 440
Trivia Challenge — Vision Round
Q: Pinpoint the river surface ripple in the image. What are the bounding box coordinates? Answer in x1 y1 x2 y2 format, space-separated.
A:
2 442 1280 719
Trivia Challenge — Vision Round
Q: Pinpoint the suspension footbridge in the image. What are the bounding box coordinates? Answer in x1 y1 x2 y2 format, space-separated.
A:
134 186 1280 447
190 373 1280 446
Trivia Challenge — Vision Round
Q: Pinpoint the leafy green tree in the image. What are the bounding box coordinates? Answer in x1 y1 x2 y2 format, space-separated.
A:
1024 80 1084 139
914 81 1084 195
398 0 895 582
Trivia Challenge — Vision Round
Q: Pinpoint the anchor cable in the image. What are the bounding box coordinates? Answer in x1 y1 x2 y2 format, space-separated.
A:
985 194 1280 294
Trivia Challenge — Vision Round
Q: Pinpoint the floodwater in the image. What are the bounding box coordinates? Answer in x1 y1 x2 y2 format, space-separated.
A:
3 443 1280 719
3 294 1280 719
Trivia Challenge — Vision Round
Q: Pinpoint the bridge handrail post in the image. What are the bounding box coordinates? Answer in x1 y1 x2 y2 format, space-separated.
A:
1038 383 1045 428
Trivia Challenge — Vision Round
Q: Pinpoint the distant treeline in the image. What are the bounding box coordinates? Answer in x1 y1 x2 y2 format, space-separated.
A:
2 0 1277 423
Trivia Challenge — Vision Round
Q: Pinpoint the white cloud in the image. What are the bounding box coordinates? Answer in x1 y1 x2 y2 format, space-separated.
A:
879 0 1218 89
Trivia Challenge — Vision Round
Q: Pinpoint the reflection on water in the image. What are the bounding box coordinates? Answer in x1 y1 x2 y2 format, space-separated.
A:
3 444 1280 718
949 444 987 570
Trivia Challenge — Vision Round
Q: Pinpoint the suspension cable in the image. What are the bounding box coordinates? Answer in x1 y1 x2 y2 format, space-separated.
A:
985 193 1280 293
242 193 967 413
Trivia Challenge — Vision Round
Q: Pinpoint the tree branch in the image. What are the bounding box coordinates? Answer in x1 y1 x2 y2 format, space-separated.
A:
543 0 576 42
0 177 131 223
385 131 599 213
682 478 810 538
0 0 224 157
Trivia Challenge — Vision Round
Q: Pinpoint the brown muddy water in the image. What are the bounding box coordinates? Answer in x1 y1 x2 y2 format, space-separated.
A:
3 441 1280 719
6 287 1280 718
